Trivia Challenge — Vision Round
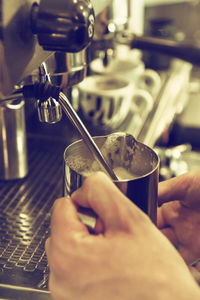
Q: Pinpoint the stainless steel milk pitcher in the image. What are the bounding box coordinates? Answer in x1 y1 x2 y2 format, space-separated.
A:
63 132 159 224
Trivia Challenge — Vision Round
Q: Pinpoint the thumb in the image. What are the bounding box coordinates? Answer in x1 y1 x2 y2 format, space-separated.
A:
71 172 147 234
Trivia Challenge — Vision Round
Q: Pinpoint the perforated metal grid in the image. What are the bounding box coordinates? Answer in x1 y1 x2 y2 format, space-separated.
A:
0 137 65 290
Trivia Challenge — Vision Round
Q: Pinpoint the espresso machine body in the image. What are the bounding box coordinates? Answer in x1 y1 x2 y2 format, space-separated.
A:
0 0 111 180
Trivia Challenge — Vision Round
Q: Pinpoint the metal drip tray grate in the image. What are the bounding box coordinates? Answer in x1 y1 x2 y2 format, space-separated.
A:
0 137 65 290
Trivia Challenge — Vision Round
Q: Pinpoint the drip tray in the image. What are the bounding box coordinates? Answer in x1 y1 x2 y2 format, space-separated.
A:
0 136 66 293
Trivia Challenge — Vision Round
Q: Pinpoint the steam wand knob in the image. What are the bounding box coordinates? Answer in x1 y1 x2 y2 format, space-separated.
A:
31 0 95 52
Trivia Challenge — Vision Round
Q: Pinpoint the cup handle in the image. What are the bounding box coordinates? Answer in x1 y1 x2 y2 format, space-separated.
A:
132 89 154 116
136 69 161 97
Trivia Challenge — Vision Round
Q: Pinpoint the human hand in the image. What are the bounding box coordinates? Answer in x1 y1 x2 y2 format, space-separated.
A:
158 168 200 265
46 172 200 300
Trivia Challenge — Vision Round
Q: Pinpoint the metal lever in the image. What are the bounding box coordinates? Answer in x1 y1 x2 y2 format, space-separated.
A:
117 32 200 66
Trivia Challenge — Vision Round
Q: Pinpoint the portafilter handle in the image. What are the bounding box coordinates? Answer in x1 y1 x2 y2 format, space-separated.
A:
116 32 200 66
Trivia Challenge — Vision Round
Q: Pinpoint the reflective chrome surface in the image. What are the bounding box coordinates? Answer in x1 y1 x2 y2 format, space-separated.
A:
37 97 62 124
39 50 88 88
0 97 28 179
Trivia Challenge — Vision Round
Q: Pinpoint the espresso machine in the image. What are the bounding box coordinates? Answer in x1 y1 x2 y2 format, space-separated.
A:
0 0 110 180
2 0 200 182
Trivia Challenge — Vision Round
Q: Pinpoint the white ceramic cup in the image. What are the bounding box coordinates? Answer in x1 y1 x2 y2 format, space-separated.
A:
77 75 153 129
90 55 161 98
90 55 145 87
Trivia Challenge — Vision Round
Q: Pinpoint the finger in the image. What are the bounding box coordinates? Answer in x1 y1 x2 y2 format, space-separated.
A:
50 197 89 240
195 262 200 272
71 172 148 234
160 227 179 249
179 247 197 264
45 237 51 257
188 266 200 284
157 201 182 229
158 173 189 205
94 217 105 234
157 206 166 228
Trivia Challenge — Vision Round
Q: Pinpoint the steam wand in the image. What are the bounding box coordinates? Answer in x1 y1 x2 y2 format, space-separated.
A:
16 82 118 180
58 92 118 180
